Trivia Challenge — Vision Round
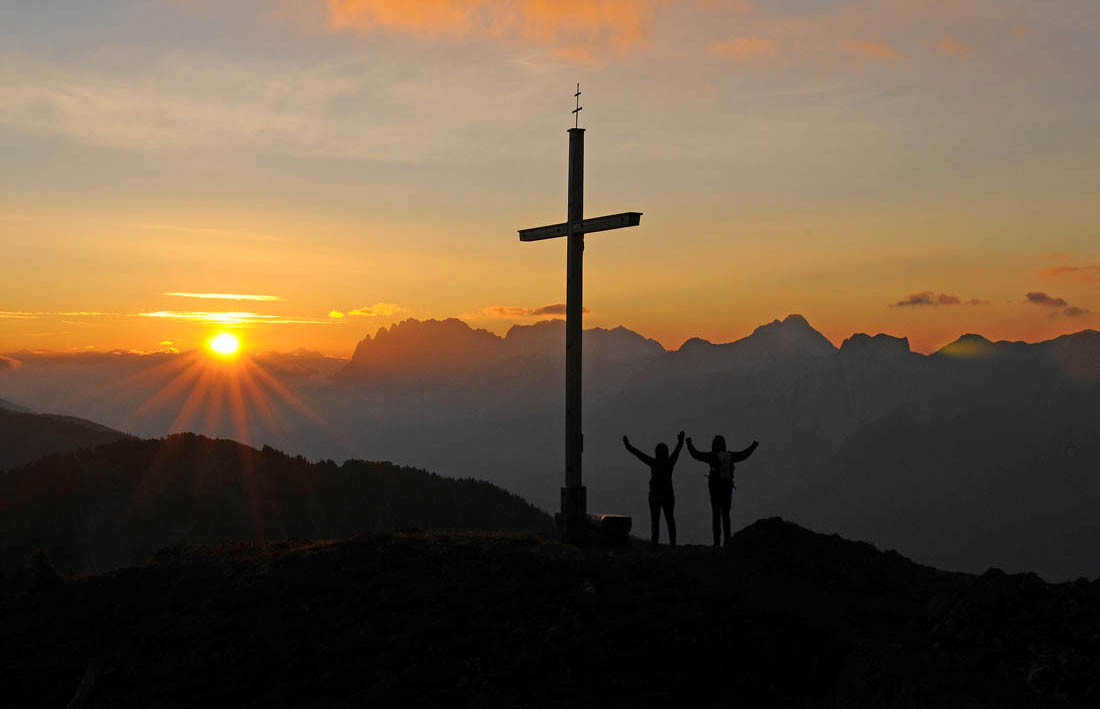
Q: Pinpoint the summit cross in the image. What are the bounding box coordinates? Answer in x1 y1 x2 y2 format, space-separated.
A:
517 85 644 542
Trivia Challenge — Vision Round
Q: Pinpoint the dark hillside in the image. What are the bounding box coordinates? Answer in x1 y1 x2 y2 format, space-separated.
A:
0 434 554 577
2 519 1098 708
0 409 132 471
0 395 33 413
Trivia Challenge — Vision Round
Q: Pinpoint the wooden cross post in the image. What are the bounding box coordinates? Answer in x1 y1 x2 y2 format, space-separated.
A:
518 91 643 542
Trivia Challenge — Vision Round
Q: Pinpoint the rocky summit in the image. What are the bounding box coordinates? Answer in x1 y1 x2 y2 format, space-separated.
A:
3 518 1099 708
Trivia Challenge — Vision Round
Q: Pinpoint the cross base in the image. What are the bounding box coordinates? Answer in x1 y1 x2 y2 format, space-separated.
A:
555 487 634 544
558 485 587 543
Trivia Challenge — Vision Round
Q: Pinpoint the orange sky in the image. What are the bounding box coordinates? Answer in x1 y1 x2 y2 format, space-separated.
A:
2 0 1099 356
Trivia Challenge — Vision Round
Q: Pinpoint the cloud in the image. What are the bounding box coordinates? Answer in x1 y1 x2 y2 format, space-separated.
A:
0 355 22 370
328 310 346 319
479 303 589 319
1024 292 1090 318
1039 265 1100 284
891 291 984 308
138 311 330 324
1025 291 1068 308
936 38 971 57
326 0 654 54
711 36 776 61
840 39 902 61
164 292 283 301
0 311 115 319
346 302 408 317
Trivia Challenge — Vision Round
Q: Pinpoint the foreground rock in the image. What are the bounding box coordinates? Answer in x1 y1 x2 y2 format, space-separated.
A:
2 518 1098 707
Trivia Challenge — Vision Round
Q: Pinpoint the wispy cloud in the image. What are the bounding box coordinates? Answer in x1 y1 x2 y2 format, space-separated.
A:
0 311 115 319
840 39 902 62
138 311 330 324
1038 265 1100 284
892 292 985 308
327 0 654 55
936 38 971 57
1026 291 1068 308
474 303 589 319
164 292 283 301
1025 291 1090 318
328 302 408 319
711 36 776 61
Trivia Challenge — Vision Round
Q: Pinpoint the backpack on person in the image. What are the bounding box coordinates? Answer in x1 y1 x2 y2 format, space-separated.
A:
713 451 735 486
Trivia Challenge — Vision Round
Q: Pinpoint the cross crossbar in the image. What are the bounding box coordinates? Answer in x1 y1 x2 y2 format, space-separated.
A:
518 211 643 242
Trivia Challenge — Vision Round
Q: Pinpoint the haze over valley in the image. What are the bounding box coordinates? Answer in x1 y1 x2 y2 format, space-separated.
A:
5 314 1098 580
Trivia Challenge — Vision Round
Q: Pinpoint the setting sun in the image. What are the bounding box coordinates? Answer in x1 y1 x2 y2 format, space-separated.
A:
208 333 240 356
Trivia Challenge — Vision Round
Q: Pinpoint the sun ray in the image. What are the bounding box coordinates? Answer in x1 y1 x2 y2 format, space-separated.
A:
226 365 252 447
77 350 200 414
113 333 348 544
238 363 286 436
247 357 325 425
200 371 228 438
124 356 206 426
170 364 216 433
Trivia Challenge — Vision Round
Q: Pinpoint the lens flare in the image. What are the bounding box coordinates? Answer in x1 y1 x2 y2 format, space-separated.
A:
208 333 240 356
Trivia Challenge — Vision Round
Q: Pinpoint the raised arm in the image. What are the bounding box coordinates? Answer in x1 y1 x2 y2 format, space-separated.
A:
686 437 715 464
623 436 654 466
730 440 759 463
669 430 685 465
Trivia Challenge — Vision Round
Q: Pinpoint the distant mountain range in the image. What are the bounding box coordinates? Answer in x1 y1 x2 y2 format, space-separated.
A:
0 434 555 577
3 315 1099 579
340 315 1100 579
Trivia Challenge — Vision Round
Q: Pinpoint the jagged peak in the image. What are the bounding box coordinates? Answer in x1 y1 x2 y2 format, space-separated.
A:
360 317 500 345
503 319 563 340
742 314 836 354
840 332 911 357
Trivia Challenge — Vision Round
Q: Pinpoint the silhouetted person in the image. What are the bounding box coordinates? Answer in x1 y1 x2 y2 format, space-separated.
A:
623 430 685 545
687 435 759 547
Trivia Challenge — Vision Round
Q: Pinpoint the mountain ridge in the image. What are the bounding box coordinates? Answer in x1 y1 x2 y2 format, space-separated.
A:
0 409 133 471
0 433 555 577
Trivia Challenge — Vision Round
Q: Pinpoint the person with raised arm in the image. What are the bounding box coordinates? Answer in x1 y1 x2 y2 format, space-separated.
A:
687 435 759 548
623 430 685 546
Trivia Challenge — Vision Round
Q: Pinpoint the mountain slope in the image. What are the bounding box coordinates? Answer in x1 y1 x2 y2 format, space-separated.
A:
0 409 132 471
3 518 1098 707
0 434 555 576
0 395 33 413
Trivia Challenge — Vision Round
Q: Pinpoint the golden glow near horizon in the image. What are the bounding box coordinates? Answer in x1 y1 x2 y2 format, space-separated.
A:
1 1 1099 357
208 333 241 357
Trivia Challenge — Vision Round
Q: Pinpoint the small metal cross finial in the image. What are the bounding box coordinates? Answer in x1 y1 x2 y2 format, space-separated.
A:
573 82 583 129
